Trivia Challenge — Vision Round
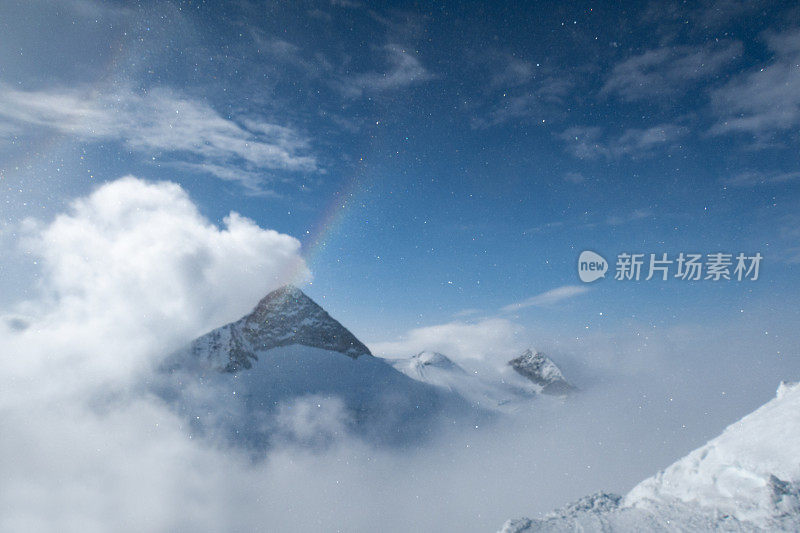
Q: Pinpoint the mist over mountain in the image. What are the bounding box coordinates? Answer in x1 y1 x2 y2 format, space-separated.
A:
3 174 800 533
104 282 800 530
385 349 576 412
157 286 483 448
155 285 590 452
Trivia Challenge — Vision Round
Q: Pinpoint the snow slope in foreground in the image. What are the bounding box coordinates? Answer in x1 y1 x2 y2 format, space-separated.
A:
500 381 800 532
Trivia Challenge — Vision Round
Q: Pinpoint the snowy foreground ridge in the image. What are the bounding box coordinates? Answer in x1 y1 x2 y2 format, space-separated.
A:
500 381 800 532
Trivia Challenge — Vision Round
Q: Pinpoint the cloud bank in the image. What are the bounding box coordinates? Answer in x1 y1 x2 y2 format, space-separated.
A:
370 317 527 363
4 175 308 394
2 176 798 533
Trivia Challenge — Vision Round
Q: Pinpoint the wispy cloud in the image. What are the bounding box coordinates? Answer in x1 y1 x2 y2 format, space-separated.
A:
171 162 281 197
330 0 363 8
523 221 566 236
525 208 655 236
695 0 764 28
335 45 433 98
452 308 481 318
641 0 768 40
767 209 800 264
722 170 800 187
709 28 800 140
559 123 687 160
489 56 535 88
245 12 432 107
606 208 653 226
255 37 302 58
0 85 319 192
249 31 334 80
564 172 586 184
472 72 572 129
62 0 132 18
602 41 742 101
501 285 589 313
481 81 570 127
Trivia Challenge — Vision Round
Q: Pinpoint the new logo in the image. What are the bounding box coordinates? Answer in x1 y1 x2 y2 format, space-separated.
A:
578 250 608 283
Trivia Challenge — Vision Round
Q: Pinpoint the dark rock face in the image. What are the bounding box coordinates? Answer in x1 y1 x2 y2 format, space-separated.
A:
508 349 575 395
188 285 372 372
243 285 372 358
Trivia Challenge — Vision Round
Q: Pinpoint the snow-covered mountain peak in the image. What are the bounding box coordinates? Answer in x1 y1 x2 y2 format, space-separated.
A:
384 350 550 411
158 287 477 447
508 349 575 395
411 351 459 370
247 284 310 320
186 285 372 372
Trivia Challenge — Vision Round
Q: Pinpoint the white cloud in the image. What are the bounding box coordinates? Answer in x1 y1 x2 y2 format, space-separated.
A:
710 28 800 138
274 395 352 446
0 175 328 532
0 85 318 191
12 176 308 384
369 318 526 362
1 176 798 532
501 285 589 313
602 41 742 101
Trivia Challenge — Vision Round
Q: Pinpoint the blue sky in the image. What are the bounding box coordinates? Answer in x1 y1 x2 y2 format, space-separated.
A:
1 0 799 345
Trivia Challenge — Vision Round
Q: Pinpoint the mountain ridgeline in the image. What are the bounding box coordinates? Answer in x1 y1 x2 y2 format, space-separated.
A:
158 285 573 448
158 285 478 448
